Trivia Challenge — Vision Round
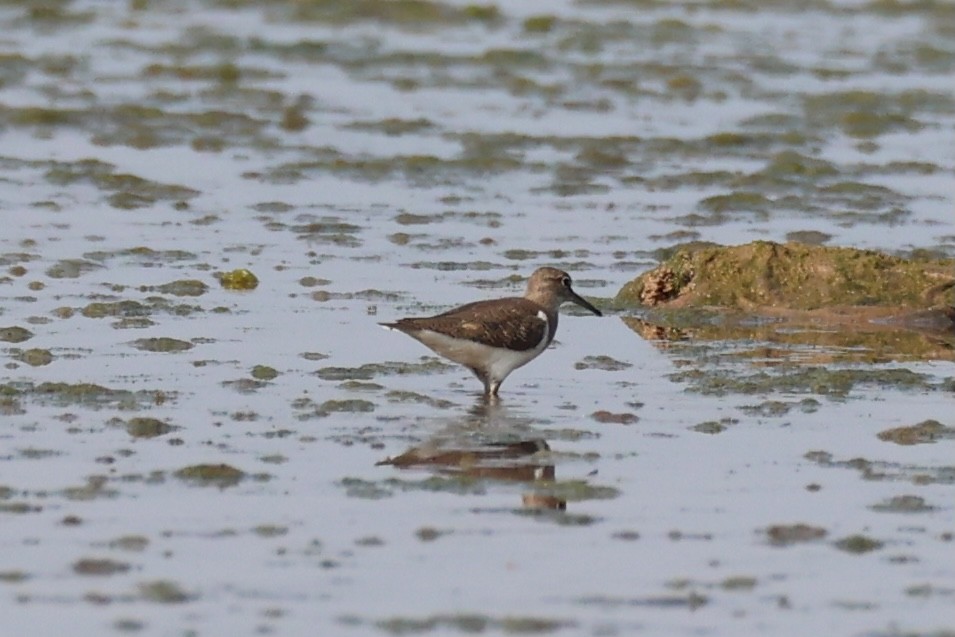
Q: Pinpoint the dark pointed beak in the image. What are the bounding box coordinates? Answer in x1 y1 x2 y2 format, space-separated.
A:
568 288 602 316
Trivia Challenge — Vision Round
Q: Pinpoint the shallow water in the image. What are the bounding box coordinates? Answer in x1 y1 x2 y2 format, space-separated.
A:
1 0 953 635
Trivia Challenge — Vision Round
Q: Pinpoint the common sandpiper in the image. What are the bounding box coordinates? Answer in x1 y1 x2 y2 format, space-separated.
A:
380 267 602 396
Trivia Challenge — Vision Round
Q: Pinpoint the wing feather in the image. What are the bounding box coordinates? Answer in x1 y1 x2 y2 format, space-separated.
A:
394 299 549 351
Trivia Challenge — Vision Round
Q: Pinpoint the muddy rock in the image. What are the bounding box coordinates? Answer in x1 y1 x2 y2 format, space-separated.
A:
617 241 953 311
616 241 955 337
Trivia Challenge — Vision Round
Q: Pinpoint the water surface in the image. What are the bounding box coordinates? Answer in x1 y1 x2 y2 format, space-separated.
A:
1 1 953 635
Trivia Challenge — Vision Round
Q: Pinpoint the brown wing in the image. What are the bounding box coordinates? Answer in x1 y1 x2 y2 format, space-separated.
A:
393 298 549 352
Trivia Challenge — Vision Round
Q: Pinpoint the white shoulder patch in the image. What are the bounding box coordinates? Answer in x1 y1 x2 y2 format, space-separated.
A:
536 310 548 323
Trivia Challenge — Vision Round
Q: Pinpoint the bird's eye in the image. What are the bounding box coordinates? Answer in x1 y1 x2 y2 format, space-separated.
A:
561 276 571 287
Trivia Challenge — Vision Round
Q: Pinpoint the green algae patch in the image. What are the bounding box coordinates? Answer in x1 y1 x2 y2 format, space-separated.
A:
271 149 523 188
154 279 209 297
870 495 938 514
691 418 738 434
670 365 934 397
877 420 955 445
0 326 33 343
765 523 828 546
720 576 758 591
786 230 832 245
834 535 884 554
803 90 935 138
251 365 279 381
698 192 773 215
84 246 198 264
142 62 263 84
174 463 246 488
574 355 632 371
109 535 150 552
315 359 455 381
121 417 179 439
81 300 151 319
8 106 82 127
0 571 29 583
44 159 199 209
617 241 953 311
523 14 557 33
131 337 193 353
312 399 376 417
591 410 639 425
384 390 455 409
345 117 435 136
217 268 259 290
0 501 41 514
138 580 194 604
574 592 707 610
81 298 202 319
280 103 310 131
14 348 52 366
373 615 573 634
73 558 131 576
252 524 288 538
739 400 793 417
15 382 170 409
222 378 267 393
273 0 503 26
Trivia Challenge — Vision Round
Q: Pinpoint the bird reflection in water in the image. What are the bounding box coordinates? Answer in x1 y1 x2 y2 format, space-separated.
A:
376 400 565 510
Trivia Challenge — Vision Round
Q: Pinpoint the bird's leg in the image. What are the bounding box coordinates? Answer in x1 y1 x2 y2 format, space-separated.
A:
489 380 501 397
470 367 492 396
